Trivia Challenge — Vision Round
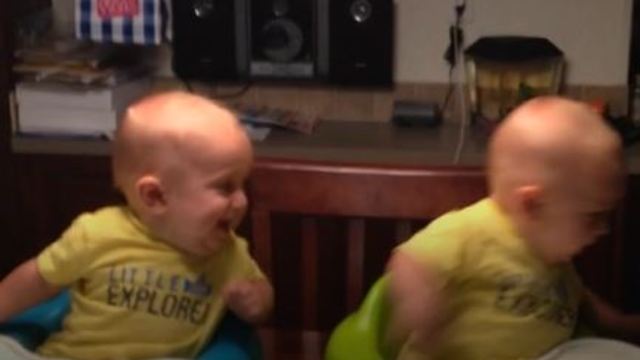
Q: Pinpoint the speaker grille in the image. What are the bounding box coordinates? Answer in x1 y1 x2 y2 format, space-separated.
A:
328 0 394 86
172 0 248 81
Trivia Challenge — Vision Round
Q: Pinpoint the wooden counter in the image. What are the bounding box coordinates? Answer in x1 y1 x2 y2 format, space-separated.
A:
13 120 640 172
10 121 489 166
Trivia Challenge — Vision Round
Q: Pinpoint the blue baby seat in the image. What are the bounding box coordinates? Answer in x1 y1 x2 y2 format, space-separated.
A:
0 291 262 360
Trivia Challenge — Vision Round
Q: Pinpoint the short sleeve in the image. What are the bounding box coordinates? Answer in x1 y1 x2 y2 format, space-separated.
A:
396 212 470 280
37 214 96 286
229 234 266 281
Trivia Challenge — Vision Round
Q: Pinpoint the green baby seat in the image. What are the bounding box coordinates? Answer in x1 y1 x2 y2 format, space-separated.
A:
325 276 400 360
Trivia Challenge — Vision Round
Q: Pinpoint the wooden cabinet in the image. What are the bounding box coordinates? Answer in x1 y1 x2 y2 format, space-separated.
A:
0 154 117 275
10 155 119 261
0 1 18 276
620 175 640 311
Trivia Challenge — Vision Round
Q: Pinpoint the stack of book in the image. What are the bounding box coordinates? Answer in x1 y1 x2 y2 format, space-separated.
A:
11 39 153 137
15 78 151 137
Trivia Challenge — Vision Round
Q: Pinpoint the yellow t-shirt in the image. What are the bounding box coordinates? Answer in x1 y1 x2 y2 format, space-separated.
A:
36 206 265 360
396 198 583 360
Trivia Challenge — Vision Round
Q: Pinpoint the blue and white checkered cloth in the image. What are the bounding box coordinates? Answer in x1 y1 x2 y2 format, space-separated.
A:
75 0 165 45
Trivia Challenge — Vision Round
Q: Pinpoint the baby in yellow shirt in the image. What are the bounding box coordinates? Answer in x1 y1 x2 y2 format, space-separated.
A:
388 96 640 359
0 91 273 359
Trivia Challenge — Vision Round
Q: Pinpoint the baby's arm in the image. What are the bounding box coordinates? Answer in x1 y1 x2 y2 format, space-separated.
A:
0 258 61 322
388 250 446 352
581 289 640 343
222 278 274 324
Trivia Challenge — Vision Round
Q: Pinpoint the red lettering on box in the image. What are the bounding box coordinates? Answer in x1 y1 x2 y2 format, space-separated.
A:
97 0 140 18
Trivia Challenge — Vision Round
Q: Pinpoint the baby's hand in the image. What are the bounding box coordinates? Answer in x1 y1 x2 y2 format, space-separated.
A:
222 279 273 324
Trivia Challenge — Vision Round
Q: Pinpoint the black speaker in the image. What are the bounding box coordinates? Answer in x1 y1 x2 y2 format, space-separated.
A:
325 0 393 86
171 0 394 86
172 0 248 81
248 0 317 80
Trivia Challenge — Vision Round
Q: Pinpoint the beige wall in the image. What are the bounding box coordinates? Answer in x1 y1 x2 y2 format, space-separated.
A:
396 0 633 86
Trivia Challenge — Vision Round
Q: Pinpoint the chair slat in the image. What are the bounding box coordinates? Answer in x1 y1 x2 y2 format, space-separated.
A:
346 218 365 311
252 208 273 278
301 217 319 328
302 331 324 360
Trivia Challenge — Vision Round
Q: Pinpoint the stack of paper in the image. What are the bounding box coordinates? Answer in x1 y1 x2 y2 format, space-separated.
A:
15 79 151 137
233 104 320 135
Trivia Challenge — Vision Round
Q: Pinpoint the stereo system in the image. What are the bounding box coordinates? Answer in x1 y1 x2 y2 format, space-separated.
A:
171 0 394 86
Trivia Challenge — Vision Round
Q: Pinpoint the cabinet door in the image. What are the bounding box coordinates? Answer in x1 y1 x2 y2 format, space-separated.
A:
620 175 640 311
7 155 120 274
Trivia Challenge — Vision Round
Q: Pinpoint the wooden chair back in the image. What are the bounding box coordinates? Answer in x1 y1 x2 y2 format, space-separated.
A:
247 159 487 359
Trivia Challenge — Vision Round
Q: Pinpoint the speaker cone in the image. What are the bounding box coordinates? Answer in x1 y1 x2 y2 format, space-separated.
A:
193 0 215 18
350 0 372 23
260 18 304 62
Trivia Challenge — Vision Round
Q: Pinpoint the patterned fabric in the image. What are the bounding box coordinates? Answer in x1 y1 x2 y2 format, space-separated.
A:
75 0 165 45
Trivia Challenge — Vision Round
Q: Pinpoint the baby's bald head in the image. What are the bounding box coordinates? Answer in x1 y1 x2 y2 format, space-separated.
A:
488 96 625 264
488 96 623 202
111 91 250 205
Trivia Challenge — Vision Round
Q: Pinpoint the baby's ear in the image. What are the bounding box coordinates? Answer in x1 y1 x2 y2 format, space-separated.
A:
136 175 167 212
515 184 543 217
